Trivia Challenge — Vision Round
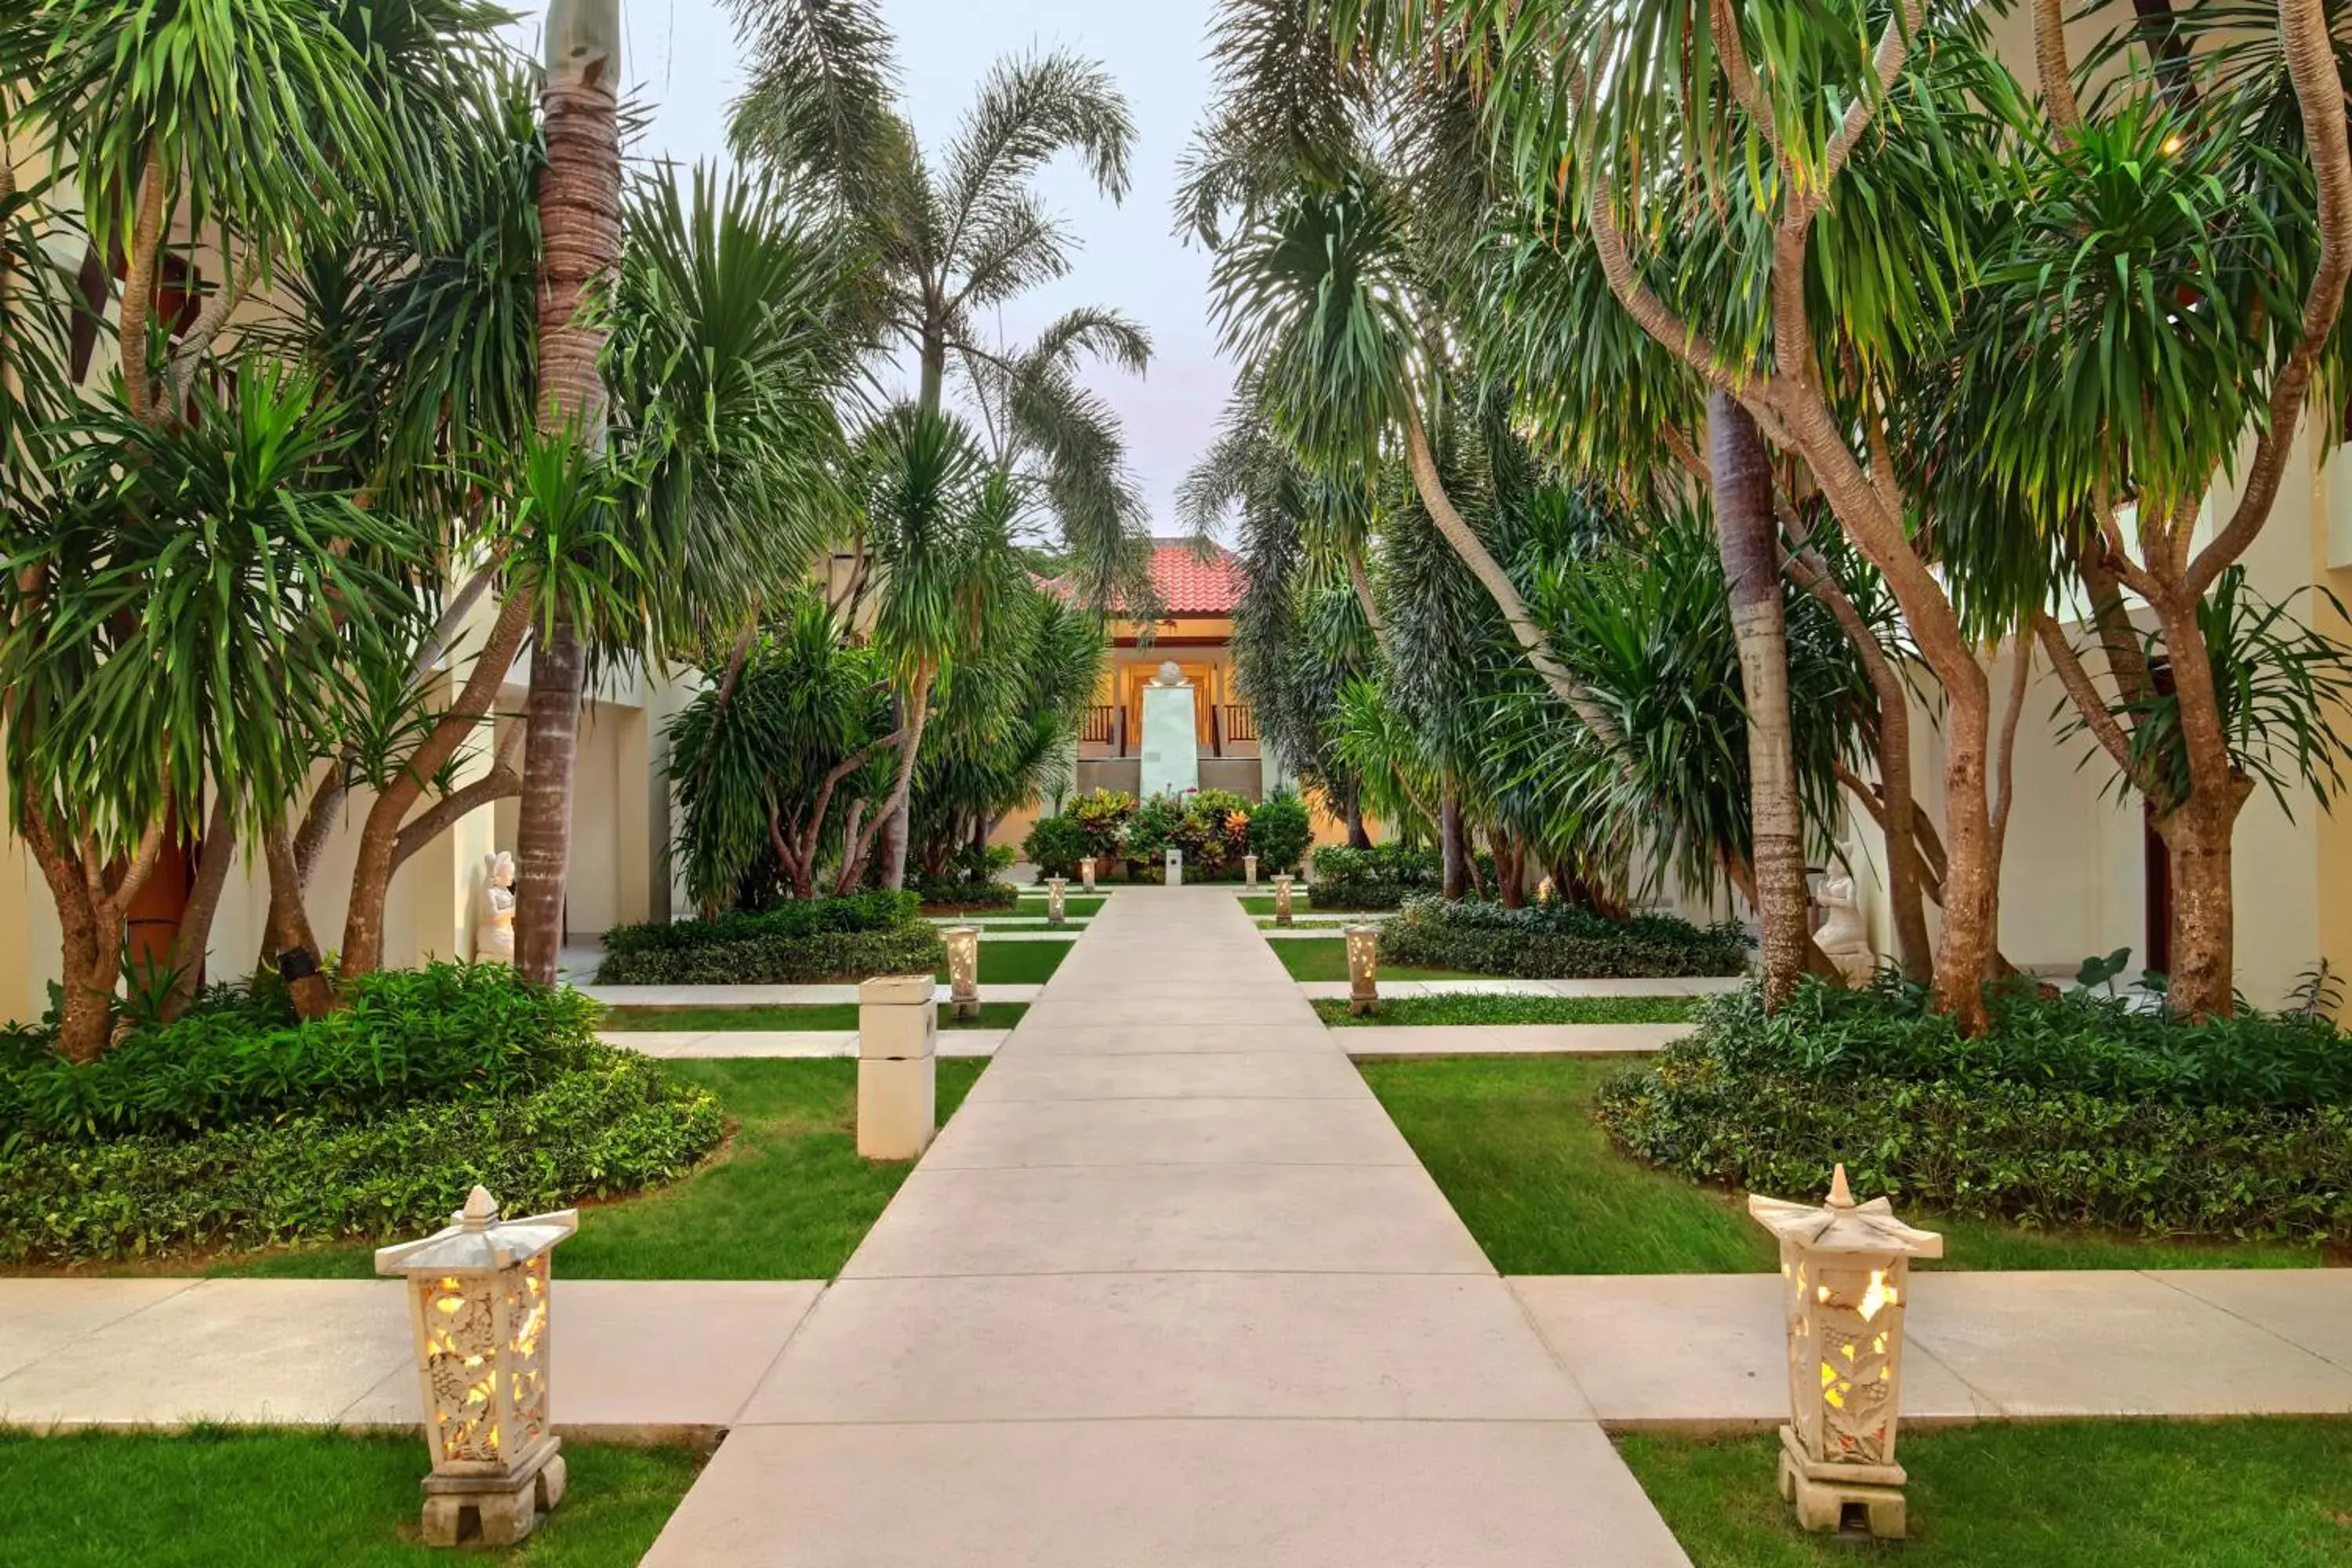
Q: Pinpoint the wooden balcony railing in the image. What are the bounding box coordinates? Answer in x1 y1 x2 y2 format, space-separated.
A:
1210 703 1257 758
1080 704 1120 746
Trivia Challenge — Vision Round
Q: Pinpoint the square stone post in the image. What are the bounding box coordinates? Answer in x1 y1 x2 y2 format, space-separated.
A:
944 926 981 1021
1165 848 1182 887
1345 924 1379 1016
1272 875 1294 927
1080 856 1096 892
1244 854 1258 887
1046 877 1069 929
857 974 938 1160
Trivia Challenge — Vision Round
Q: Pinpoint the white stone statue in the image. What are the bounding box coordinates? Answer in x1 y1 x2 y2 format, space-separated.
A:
477 851 517 964
1815 873 1876 987
1152 659 1188 686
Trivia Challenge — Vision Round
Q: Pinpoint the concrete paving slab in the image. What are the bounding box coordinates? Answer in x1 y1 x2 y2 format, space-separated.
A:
601 1029 1007 1059
742 1272 1592 1424
1008 1022 1330 1054
0 1279 409 1428
964 1048 1375 1102
1340 1022 1693 1056
1907 1269 2352 1416
341 1280 826 1432
641 1419 1692 1568
840 1163 1494 1278
924 1095 1420 1169
0 1279 202 1383
2151 1269 2352 1374
1509 1274 1994 1425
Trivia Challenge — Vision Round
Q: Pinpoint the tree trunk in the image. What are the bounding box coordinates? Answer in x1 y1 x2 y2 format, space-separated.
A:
1934 685 1999 1033
1711 394 1809 1011
515 14 622 985
2154 592 2253 1018
162 797 237 1019
1345 789 1373 849
1439 789 1467 901
262 820 333 1019
877 666 935 891
1494 834 1527 908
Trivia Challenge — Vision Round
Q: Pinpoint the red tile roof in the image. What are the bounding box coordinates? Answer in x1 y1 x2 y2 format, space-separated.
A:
1043 540 1247 617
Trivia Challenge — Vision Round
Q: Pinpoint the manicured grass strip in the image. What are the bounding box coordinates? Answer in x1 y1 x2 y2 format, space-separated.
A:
1316 995 1698 1027
935 940 1073 985
1015 893 1106 916
1240 894 1377 917
1617 1420 2352 1567
1359 1056 2320 1274
598 1002 1028 1033
1272 938 1483 982
211 1059 987 1282
0 1428 702 1567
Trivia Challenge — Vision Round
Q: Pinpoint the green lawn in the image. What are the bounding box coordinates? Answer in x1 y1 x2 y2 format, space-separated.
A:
1316 994 1699 1027
936 940 1073 985
1619 1420 2352 1566
0 1428 701 1567
1240 894 1379 917
1360 1056 2323 1273
209 1058 987 1281
1272 938 1482 982
598 1002 1028 1032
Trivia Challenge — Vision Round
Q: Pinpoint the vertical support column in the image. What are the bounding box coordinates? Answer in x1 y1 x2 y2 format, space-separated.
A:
857 974 938 1160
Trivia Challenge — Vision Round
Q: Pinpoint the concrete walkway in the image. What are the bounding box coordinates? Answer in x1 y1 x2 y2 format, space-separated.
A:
641 884 1693 1567
602 1028 1009 1059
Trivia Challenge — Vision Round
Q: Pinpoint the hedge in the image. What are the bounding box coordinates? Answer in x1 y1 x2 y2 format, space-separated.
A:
1598 981 2352 1242
593 924 946 986
0 1047 724 1265
1379 897 1751 978
0 964 599 1147
1308 844 1439 909
916 877 1020 912
598 890 918 962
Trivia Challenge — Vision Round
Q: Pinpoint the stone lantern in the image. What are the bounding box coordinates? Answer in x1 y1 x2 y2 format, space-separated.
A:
1164 846 1183 887
1748 1165 1944 1539
1080 855 1096 892
1244 854 1258 887
376 1187 577 1547
1045 877 1069 929
1271 874 1295 927
1345 924 1380 1016
945 925 982 1020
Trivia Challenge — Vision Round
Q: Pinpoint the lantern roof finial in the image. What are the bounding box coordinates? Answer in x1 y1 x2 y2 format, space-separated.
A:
1827 1164 1856 1210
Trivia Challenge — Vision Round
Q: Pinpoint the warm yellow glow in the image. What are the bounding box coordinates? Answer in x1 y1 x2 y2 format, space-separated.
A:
1816 1286 1831 1304
2160 132 2184 156
1858 1269 1893 1322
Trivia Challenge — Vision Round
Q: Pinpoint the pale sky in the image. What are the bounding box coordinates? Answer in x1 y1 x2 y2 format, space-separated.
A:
504 0 1229 535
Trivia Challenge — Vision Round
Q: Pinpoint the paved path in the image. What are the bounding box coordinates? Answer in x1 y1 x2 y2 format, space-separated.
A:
641 885 1693 1567
602 1028 1009 1059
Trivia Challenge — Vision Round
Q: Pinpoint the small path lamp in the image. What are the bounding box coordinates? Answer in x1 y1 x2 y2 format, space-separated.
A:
1046 877 1069 929
1080 856 1096 892
1272 874 1294 927
1749 1165 1944 1540
944 925 982 1020
1244 854 1258 887
1165 847 1182 887
376 1187 576 1548
1345 924 1380 1016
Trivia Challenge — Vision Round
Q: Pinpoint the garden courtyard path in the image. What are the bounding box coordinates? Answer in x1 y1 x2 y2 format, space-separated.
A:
640 884 1694 1567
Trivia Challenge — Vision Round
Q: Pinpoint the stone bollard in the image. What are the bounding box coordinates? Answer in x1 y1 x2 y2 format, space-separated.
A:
1244 854 1258 887
1046 877 1069 929
1080 856 1096 892
1165 848 1182 887
857 975 938 1160
944 926 981 1021
1272 874 1294 927
1345 924 1380 1016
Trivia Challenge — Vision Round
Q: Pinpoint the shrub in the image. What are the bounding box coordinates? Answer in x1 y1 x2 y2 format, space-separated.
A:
1308 844 1440 908
916 877 1019 912
0 965 601 1148
594 924 945 986
1023 813 1089 879
1599 983 2352 1241
1247 789 1313 874
1379 897 1751 978
1069 789 1138 862
0 1047 724 1265
599 891 918 962
1122 793 1185 873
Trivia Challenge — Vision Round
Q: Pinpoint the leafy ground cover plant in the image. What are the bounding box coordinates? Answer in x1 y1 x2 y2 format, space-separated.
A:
1380 898 1751 978
593 891 942 984
1308 845 1441 908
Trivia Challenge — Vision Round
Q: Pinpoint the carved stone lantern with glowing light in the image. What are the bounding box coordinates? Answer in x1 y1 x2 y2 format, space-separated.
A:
1271 875 1294 927
945 925 982 1020
1749 1165 1944 1540
1080 856 1096 892
376 1187 577 1547
1046 877 1069 929
1243 854 1258 887
1345 924 1380 1016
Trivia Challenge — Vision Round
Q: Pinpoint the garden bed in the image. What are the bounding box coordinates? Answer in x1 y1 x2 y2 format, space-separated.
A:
1602 979 2352 1246
1378 897 1750 979
1316 995 1699 1027
593 891 944 985
0 1428 703 1567
1361 1054 2321 1273
1617 1418 2352 1567
1272 939 1483 983
0 966 723 1269
1305 845 1444 909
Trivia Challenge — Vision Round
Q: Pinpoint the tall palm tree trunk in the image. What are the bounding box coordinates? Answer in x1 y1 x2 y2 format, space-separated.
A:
877 667 936 891
1709 393 1808 1011
1439 788 1467 901
516 7 623 985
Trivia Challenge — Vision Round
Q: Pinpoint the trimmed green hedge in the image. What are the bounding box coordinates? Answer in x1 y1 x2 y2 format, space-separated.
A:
0 964 599 1146
1599 980 2352 1242
1379 897 1750 978
916 877 1019 911
1308 844 1440 909
0 1047 723 1265
594 891 942 984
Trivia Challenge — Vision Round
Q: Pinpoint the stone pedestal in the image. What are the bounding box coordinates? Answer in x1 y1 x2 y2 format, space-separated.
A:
1080 856 1096 892
1165 848 1182 887
1244 855 1258 887
1139 663 1200 802
858 975 938 1160
421 1443 566 1548
1777 1428 1907 1538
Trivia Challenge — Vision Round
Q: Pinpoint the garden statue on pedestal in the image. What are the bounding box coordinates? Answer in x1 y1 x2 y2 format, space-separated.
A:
1815 873 1875 987
478 852 518 964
